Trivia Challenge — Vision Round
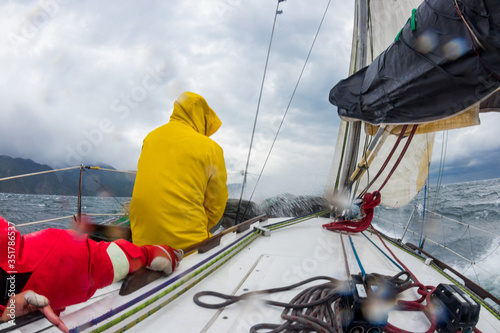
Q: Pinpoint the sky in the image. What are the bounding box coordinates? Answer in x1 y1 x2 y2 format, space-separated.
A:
0 0 499 202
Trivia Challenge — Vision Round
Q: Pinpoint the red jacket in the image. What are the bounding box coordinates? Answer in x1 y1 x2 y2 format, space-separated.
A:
0 216 114 313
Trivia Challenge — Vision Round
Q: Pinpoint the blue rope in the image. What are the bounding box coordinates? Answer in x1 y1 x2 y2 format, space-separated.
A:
348 234 365 277
361 232 404 271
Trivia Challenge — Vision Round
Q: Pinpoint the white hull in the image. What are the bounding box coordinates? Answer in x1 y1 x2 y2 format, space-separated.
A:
9 216 499 332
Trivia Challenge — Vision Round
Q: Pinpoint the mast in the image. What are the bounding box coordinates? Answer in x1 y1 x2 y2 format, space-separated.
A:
336 0 369 198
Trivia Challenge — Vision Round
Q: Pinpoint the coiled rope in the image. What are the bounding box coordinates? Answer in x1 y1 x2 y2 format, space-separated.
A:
194 269 416 333
194 276 343 333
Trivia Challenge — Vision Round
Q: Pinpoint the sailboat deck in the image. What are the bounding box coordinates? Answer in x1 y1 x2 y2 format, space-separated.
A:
15 217 500 332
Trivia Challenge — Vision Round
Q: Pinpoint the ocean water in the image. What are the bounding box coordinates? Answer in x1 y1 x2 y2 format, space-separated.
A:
0 194 131 232
373 177 500 309
1 178 499 309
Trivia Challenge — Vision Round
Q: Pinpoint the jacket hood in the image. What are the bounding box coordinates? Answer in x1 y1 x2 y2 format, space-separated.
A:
170 92 221 137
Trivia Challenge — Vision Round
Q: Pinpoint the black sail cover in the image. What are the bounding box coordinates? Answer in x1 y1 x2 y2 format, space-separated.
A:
330 0 500 125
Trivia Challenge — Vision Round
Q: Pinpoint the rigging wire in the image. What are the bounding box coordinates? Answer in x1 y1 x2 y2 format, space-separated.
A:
432 131 448 211
83 168 130 214
235 0 284 223
475 241 500 265
0 166 81 182
467 226 482 286
418 132 434 250
373 215 500 283
418 182 428 251
468 226 477 264
434 132 450 248
238 0 333 218
13 215 75 228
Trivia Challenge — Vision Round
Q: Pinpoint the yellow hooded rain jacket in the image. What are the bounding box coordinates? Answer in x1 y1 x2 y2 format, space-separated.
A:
130 92 228 250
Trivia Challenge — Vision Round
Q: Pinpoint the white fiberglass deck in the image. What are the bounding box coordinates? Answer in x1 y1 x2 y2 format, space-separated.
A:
14 217 500 332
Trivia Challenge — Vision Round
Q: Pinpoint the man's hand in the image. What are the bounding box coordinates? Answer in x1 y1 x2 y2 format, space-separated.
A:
0 290 68 333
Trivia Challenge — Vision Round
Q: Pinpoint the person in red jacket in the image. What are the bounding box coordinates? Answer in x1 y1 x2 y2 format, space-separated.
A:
0 215 183 332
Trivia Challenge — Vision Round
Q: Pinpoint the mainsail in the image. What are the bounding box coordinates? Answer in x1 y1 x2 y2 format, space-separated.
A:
325 0 500 208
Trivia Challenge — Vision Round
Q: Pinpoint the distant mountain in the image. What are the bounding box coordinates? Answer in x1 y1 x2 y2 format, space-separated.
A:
0 155 135 197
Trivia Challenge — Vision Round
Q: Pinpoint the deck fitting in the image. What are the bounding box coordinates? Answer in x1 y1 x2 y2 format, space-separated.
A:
254 226 271 236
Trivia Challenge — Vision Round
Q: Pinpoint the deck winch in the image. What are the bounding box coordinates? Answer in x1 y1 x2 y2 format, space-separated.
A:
432 284 480 333
338 274 388 332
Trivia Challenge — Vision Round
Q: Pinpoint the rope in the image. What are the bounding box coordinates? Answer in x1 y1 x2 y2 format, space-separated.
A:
322 191 380 233
452 0 499 83
194 276 342 333
194 270 417 333
348 233 365 277
361 231 404 271
370 228 438 333
376 125 418 193
0 166 81 182
358 125 408 198
323 125 418 234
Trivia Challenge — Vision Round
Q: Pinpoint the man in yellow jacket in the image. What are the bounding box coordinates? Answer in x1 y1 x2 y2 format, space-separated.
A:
130 92 228 250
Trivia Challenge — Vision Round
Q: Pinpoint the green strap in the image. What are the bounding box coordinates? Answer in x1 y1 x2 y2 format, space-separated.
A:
395 8 417 42
410 8 417 31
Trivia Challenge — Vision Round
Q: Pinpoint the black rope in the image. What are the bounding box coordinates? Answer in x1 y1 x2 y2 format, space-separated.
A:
194 271 413 332
194 276 342 333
